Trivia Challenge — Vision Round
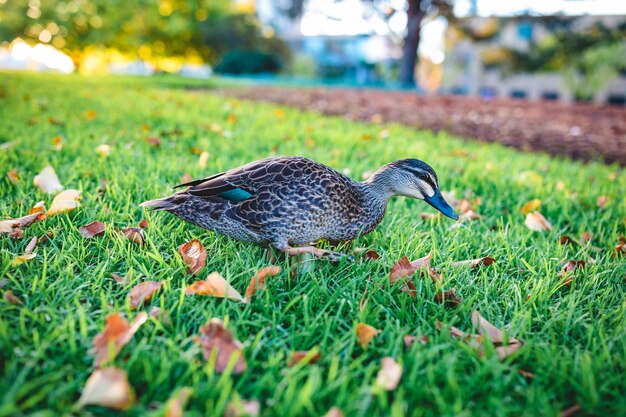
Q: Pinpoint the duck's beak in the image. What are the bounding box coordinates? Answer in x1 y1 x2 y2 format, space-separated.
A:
424 189 459 220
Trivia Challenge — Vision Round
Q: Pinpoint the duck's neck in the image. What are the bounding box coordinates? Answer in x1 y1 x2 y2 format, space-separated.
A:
360 167 397 203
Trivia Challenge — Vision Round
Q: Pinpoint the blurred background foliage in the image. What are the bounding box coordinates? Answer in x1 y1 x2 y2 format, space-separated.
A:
0 0 289 73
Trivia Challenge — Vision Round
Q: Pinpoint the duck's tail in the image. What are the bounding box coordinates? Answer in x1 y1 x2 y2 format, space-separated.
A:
139 197 176 211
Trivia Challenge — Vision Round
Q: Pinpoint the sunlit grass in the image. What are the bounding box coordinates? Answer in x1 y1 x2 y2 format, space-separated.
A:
0 72 625 417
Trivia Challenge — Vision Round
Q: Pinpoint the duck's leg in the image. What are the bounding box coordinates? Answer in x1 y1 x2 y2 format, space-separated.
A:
279 245 351 262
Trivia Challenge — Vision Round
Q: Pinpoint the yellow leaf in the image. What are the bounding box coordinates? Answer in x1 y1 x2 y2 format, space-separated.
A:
47 189 81 215
520 199 541 214
186 272 245 303
356 323 379 348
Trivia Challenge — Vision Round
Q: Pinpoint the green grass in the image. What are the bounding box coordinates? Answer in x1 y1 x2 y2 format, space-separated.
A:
1 72 625 417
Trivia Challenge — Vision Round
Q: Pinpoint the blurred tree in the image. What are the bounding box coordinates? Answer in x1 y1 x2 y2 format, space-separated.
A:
0 0 287 72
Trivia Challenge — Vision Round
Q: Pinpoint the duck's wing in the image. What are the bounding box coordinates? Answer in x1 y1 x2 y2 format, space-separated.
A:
175 157 310 203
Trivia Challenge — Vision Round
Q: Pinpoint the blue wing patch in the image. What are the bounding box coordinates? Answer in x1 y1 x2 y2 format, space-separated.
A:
218 188 253 202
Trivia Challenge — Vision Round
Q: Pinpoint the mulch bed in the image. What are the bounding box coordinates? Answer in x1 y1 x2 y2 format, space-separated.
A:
217 86 626 166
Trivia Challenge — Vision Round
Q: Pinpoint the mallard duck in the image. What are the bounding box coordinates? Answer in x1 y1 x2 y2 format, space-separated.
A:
141 156 458 260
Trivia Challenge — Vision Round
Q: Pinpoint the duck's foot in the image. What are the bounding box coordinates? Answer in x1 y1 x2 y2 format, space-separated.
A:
282 245 353 262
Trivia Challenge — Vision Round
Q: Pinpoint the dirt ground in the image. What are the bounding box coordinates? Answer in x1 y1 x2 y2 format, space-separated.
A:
218 86 626 166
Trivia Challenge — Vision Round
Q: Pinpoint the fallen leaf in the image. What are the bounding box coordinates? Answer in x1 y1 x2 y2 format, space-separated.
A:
225 399 260 417
458 209 482 221
86 110 97 120
29 201 46 214
198 151 209 168
273 109 285 118
121 227 145 245
52 136 63 151
129 281 163 309
12 249 37 266
597 195 609 208
389 256 416 282
92 312 148 366
521 199 541 214
7 168 19 184
353 247 380 260
524 211 553 231
177 239 207 275
451 257 496 268
79 221 106 238
434 287 462 307
138 219 149 229
111 273 127 284
419 212 440 220
186 272 245 303
164 387 193 417
558 260 585 286
559 235 578 246
356 323 379 348
4 290 23 305
47 189 82 215
403 335 416 348
180 173 194 184
518 369 535 379
323 407 344 417
288 350 322 367
0 209 47 236
77 367 134 410
375 357 402 391
197 318 247 374
149 306 171 325
146 136 161 147
95 144 111 157
411 252 442 284
472 311 523 360
33 166 63 194
244 266 281 300
581 232 592 242
24 236 38 255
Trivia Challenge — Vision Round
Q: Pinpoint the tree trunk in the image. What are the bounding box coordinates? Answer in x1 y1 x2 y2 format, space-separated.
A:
399 0 426 87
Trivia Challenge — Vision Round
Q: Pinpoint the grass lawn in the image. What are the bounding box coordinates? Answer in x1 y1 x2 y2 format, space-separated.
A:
1 72 625 417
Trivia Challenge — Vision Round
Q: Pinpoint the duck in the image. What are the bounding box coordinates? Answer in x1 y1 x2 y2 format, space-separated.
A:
141 156 458 260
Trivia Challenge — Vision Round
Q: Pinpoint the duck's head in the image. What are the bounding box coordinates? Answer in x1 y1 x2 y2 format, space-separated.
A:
366 159 459 220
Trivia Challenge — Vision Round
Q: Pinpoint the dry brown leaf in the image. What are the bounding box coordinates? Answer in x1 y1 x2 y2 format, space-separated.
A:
225 399 260 417
323 407 344 417
138 219 149 229
458 209 482 221
558 260 585 286
129 281 163 309
451 257 496 268
197 318 247 374
520 199 541 214
186 272 245 303
180 173 194 184
581 232 592 242
24 236 38 255
403 335 416 348
389 256 417 282
0 209 47 236
471 311 523 360
92 312 148 367
434 287 462 307
4 290 23 305
177 239 207 275
86 110 97 120
356 323 379 348
411 252 442 284
164 387 193 417
524 211 553 231
33 166 63 194
288 350 322 367
375 357 402 391
47 189 82 215
518 369 535 379
111 273 127 285
244 266 281 300
597 195 609 208
353 247 381 260
7 168 19 185
121 227 145 245
52 136 63 150
149 306 171 325
77 367 134 410
79 221 106 238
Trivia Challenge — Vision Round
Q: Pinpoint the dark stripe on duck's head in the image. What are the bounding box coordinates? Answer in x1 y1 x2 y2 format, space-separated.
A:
395 159 438 187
